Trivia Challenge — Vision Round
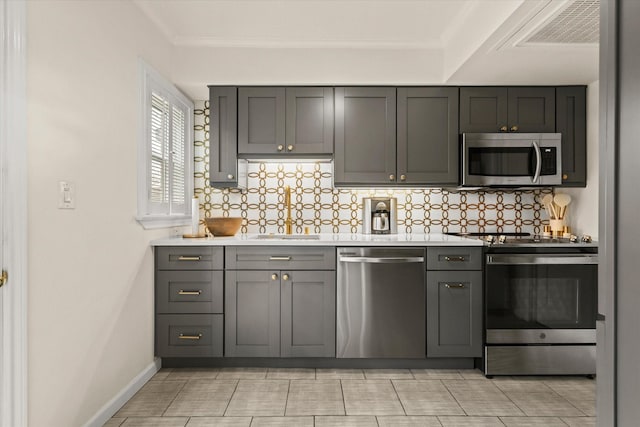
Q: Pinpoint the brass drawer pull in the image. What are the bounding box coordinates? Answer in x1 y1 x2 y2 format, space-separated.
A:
178 290 202 296
445 283 466 289
178 256 201 261
178 334 202 340
269 256 291 261
444 256 466 262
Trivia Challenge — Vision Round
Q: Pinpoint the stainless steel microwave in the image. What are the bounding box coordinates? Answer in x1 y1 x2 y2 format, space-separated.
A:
461 133 562 187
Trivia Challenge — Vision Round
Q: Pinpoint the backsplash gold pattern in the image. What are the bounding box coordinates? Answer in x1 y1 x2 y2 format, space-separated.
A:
194 101 551 235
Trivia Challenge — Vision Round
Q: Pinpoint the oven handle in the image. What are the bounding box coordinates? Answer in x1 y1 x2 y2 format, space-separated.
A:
532 140 542 184
486 254 598 265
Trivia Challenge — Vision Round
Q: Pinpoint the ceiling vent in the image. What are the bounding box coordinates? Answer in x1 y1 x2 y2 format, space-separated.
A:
523 0 599 45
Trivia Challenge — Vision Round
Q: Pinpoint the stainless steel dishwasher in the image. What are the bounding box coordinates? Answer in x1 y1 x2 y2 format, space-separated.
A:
336 247 426 358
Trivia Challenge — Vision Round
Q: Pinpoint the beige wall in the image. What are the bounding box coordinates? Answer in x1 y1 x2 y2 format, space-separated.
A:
564 80 599 237
27 2 178 425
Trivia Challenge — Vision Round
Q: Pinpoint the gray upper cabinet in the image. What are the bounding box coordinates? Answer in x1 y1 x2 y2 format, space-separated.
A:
334 87 397 185
209 86 244 187
556 86 587 187
397 87 459 185
460 87 555 133
286 87 334 155
238 87 286 155
225 270 281 357
280 270 336 357
238 86 333 156
507 87 556 133
459 87 508 133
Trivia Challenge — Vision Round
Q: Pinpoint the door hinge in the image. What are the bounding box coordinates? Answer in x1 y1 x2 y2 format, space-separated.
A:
0 270 7 287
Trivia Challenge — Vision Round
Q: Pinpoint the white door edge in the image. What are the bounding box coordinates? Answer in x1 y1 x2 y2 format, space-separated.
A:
0 0 28 426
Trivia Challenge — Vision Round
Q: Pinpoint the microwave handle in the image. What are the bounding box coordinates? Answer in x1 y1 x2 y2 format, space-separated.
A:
532 140 542 183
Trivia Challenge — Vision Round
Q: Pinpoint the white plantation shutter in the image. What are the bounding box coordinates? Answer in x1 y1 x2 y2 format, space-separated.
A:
138 60 193 228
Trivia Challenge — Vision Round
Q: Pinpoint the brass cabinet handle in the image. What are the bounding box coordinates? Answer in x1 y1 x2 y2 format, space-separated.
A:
400 174 406 182
227 174 234 180
389 174 395 181
282 273 290 281
178 334 202 340
270 256 291 261
0 270 7 288
510 125 519 132
178 256 201 261
277 144 284 151
444 256 466 262
562 174 569 180
287 145 294 151
500 125 508 132
445 283 466 289
271 273 279 280
178 290 202 295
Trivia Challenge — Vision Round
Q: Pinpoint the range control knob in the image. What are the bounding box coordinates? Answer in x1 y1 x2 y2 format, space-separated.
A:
540 332 547 340
498 235 507 244
485 235 496 244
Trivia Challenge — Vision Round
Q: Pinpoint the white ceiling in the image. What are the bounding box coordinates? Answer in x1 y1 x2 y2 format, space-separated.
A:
134 0 599 100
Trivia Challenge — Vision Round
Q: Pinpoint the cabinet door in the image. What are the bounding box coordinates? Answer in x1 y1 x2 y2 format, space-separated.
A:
238 87 286 155
286 87 334 155
397 87 459 185
225 271 280 357
507 87 556 133
459 87 508 133
556 86 587 187
281 271 336 357
427 270 482 357
334 87 396 185
209 86 240 187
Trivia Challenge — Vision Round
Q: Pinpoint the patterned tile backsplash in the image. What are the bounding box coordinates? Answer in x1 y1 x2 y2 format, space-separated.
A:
194 101 552 235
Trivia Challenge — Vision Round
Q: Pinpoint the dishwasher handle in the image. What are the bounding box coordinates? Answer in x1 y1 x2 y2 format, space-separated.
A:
339 256 424 264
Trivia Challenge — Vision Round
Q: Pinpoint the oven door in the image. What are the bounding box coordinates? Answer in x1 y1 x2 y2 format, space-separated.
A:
485 253 598 344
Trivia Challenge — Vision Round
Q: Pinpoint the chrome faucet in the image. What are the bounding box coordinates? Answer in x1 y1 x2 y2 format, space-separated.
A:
284 185 292 235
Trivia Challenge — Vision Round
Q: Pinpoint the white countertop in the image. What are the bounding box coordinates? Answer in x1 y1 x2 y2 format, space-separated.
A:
150 233 485 247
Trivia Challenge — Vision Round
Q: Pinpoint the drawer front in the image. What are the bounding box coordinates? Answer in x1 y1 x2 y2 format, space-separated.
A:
156 246 223 270
226 246 335 270
156 271 223 314
156 314 223 357
427 247 482 270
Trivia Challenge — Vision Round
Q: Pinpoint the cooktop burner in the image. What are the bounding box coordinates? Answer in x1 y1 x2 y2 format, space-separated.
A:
445 231 591 245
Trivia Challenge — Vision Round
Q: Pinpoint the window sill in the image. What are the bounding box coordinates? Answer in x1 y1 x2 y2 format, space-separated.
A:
136 215 191 230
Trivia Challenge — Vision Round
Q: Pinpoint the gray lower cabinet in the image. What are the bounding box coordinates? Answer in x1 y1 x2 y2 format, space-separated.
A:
281 270 336 357
397 87 459 185
225 270 281 357
155 247 225 358
426 247 483 358
334 87 397 185
225 269 336 358
427 270 483 358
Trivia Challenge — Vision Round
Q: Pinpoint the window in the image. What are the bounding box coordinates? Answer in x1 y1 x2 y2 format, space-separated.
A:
137 60 194 229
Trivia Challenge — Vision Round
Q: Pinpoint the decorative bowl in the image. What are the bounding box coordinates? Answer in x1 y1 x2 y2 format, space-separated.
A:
204 217 242 236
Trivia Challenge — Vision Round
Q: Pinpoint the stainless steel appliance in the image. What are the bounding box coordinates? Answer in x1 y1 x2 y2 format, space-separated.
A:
447 232 598 376
336 247 425 358
461 133 562 187
362 197 397 234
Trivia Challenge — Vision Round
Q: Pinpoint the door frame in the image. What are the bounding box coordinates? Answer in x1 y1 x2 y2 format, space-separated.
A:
0 0 28 425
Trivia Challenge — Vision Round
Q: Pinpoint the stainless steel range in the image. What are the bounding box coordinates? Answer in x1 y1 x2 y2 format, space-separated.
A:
448 232 598 376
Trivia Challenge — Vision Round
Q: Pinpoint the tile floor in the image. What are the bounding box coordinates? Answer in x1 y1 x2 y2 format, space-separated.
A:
105 368 596 427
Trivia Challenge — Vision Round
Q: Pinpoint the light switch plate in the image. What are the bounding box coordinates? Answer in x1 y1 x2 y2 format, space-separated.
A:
58 181 76 209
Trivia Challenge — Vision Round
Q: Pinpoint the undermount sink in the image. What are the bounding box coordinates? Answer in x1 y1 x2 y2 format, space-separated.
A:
253 234 320 240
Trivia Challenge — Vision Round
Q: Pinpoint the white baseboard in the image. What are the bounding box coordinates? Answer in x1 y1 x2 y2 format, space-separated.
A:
82 357 161 427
